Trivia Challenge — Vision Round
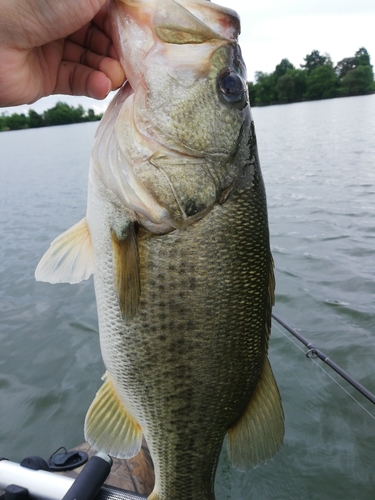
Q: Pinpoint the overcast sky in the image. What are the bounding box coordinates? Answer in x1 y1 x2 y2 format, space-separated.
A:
2 0 375 116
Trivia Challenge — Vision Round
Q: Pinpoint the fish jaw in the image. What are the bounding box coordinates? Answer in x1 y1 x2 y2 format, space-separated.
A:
110 0 241 90
109 0 247 162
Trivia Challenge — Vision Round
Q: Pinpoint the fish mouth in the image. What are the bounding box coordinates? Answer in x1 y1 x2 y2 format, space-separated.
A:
110 0 241 91
110 0 244 153
152 0 240 44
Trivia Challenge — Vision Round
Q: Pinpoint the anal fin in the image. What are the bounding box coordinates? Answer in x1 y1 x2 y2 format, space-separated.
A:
84 372 142 459
111 223 141 320
227 356 284 470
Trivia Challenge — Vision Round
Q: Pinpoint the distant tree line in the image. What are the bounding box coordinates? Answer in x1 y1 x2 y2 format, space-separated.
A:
0 102 103 132
248 47 375 106
2 47 374 129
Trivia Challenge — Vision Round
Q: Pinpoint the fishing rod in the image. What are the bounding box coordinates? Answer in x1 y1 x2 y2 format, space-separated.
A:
272 312 375 406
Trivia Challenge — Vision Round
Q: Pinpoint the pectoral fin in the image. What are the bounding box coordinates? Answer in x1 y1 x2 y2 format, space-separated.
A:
35 217 93 284
84 372 142 459
227 357 284 470
111 223 141 320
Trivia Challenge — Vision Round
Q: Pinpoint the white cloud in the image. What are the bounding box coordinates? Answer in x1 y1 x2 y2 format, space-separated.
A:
215 0 375 80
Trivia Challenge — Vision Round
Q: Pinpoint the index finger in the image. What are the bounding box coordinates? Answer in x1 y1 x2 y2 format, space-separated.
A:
68 22 118 60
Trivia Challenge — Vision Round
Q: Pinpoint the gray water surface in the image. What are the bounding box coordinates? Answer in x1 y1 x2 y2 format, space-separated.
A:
1 95 375 499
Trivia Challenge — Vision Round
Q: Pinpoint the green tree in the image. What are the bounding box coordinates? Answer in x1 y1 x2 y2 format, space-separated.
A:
6 113 29 130
341 65 374 95
301 50 331 74
355 47 371 67
305 63 339 100
254 71 277 104
336 47 374 95
43 102 85 126
87 108 96 121
28 109 44 128
254 59 295 104
0 102 104 132
335 57 357 79
72 104 85 122
85 108 102 122
337 47 373 78
0 113 8 131
276 73 294 102
43 102 70 125
276 69 307 102
274 58 294 79
247 82 257 106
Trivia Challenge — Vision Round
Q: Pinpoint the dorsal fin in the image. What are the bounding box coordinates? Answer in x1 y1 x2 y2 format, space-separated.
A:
111 223 141 320
35 217 93 284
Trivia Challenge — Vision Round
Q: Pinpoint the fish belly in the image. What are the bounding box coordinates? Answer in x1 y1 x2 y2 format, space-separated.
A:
88 179 270 499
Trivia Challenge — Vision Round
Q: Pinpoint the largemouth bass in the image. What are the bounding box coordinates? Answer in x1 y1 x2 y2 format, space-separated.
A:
36 0 284 498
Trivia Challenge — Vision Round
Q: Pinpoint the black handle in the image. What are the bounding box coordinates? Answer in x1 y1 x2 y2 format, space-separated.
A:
61 453 112 500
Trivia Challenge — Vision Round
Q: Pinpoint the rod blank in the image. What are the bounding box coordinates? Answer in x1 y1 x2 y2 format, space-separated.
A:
272 312 375 406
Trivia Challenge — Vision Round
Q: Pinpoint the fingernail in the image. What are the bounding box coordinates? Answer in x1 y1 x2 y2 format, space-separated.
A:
106 77 112 95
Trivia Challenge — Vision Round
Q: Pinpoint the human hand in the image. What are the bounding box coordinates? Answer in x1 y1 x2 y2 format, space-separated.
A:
0 0 126 107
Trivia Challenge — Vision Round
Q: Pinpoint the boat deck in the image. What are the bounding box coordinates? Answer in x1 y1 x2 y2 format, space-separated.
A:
67 441 154 495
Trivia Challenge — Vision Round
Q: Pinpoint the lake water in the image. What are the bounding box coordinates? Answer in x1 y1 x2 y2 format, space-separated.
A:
1 94 375 499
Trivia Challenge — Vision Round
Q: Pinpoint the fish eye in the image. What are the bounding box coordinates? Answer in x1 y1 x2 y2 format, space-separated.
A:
218 72 244 103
